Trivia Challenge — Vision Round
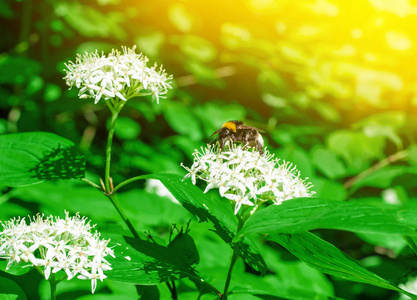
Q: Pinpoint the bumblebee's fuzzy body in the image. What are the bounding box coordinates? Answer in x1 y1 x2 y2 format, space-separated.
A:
211 120 264 155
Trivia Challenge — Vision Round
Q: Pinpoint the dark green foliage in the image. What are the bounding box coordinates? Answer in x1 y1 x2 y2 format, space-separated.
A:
2 0 417 299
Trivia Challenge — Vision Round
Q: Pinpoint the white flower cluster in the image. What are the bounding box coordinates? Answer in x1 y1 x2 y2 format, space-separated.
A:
0 212 114 294
182 145 314 215
64 46 173 104
399 277 417 299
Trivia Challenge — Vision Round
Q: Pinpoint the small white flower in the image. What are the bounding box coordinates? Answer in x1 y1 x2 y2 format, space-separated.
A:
182 144 314 214
0 212 114 294
64 46 173 105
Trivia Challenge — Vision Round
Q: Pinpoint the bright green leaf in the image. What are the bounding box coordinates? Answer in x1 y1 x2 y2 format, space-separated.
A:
163 103 202 141
168 3 193 33
135 31 165 58
0 132 85 187
239 198 417 236
44 84 61 102
309 177 347 200
268 232 404 293
113 117 141 140
327 130 385 171
231 288 343 300
311 146 346 179
177 35 217 62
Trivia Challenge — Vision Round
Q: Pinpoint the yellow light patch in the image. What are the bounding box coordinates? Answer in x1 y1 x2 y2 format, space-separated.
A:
222 121 237 132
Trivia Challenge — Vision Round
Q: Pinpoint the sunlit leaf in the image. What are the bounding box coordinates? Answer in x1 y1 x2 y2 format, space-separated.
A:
0 260 31 276
176 35 217 62
275 146 314 178
268 232 403 293
311 146 346 179
231 288 343 300
112 117 141 140
0 132 85 187
163 102 202 141
350 166 413 190
327 130 385 171
309 177 347 200
239 198 417 236
354 112 405 148
56 2 126 39
135 31 165 58
168 3 193 33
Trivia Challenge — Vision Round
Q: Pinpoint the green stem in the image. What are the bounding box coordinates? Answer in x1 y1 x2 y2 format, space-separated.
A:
108 193 140 238
113 175 145 193
221 216 245 300
190 275 222 298
221 242 240 300
103 101 140 239
81 178 101 190
105 110 119 193
343 150 408 190
48 272 57 300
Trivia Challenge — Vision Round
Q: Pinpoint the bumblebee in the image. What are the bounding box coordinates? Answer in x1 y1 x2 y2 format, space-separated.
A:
210 120 265 155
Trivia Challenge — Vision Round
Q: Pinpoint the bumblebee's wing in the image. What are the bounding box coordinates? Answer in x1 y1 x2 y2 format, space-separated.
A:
236 124 265 133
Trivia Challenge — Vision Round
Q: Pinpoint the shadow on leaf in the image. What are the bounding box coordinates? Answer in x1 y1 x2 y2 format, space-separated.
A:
29 144 85 181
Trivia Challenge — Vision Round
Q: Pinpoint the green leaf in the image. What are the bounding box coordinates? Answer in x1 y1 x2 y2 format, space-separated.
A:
56 2 127 39
351 166 409 189
408 144 417 166
267 232 403 293
112 117 141 140
168 3 193 33
231 288 344 300
309 177 347 200
311 146 346 179
163 103 202 141
0 56 41 84
107 235 196 285
0 260 31 276
177 35 217 62
354 112 405 148
168 232 200 265
138 173 268 275
275 146 314 178
0 276 27 300
327 130 385 171
356 232 407 255
134 31 165 58
0 132 85 187
239 198 417 236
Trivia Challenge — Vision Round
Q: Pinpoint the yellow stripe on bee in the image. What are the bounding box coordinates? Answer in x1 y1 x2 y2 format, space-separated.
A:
222 121 237 132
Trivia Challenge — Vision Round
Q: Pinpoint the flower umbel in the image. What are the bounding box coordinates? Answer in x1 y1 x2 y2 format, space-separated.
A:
0 212 114 294
181 144 314 214
399 277 417 299
64 46 173 104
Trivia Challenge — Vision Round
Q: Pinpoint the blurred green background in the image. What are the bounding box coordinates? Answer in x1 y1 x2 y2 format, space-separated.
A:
1 0 417 299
